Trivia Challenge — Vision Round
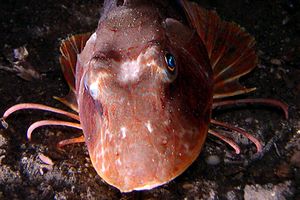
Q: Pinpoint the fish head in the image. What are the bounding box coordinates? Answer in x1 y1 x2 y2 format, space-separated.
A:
76 4 213 192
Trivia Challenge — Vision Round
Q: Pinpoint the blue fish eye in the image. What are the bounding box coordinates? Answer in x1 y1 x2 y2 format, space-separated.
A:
165 53 176 72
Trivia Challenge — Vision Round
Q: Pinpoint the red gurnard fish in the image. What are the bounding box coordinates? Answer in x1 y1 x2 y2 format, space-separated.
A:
1 0 288 192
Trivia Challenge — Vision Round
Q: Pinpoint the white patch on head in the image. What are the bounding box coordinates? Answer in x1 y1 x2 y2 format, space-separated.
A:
120 127 127 139
89 81 99 99
118 60 141 83
145 121 153 133
117 46 159 84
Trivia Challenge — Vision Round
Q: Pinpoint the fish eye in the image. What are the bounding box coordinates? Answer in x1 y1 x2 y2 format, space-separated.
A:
165 53 176 73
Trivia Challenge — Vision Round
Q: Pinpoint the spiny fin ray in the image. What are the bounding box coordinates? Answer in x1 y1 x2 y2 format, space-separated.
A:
58 33 91 111
181 0 257 99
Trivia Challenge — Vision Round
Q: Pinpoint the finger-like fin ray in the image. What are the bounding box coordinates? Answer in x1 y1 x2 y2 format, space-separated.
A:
181 1 257 99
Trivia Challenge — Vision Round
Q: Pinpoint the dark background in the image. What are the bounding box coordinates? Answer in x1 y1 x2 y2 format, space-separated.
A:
0 0 299 199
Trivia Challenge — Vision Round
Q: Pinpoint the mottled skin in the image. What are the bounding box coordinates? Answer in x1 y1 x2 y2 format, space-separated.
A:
0 0 288 193
76 2 213 191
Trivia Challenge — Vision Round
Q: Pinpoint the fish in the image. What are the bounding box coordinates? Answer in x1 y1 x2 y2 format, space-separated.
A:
1 0 288 192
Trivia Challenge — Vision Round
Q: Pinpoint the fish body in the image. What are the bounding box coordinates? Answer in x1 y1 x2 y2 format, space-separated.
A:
75 1 213 191
2 0 265 193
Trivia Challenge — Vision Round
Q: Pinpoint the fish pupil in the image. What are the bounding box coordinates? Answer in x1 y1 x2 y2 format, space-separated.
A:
165 53 176 71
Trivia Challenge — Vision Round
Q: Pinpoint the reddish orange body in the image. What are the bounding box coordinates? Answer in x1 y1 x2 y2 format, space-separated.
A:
1 0 288 193
76 1 213 191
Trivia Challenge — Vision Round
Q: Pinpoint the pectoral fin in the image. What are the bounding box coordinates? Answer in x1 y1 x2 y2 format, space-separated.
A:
181 0 257 99
56 33 92 111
